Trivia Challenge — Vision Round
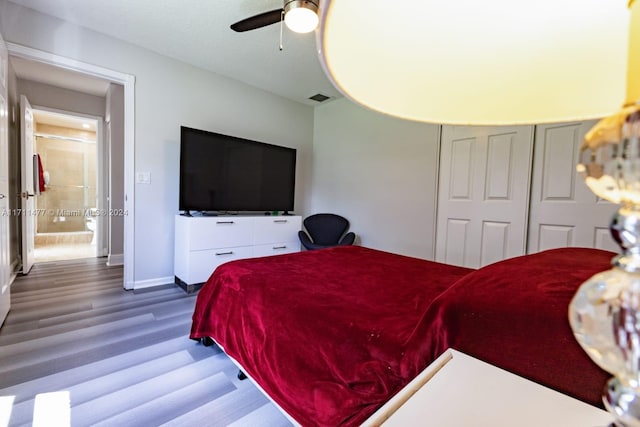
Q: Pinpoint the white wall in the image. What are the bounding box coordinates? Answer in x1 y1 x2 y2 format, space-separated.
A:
312 98 441 260
17 79 105 118
0 1 314 287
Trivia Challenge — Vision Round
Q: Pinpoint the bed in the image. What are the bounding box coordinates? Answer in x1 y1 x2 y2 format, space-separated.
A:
190 245 613 426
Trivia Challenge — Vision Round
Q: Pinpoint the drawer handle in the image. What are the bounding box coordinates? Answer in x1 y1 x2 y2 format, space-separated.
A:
216 221 235 224
273 245 287 250
215 251 234 256
273 220 288 223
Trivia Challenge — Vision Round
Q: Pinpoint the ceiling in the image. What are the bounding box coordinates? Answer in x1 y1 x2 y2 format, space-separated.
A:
7 0 342 106
11 56 111 97
33 109 97 132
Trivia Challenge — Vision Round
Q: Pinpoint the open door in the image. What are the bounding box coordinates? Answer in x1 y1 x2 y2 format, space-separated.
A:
0 31 10 325
20 95 36 274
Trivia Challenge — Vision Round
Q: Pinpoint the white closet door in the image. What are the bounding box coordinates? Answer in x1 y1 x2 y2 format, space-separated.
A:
436 125 534 268
527 121 618 254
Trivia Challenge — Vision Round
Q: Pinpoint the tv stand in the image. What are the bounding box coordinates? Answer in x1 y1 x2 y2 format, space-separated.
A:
174 214 302 293
198 211 219 216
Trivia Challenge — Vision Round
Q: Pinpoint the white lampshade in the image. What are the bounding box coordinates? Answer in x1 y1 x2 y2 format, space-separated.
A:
318 0 638 125
285 2 319 34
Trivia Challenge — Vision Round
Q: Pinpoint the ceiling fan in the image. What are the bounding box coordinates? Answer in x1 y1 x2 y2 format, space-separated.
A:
230 0 319 34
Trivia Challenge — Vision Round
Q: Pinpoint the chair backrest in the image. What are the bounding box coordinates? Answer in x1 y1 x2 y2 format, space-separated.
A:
303 213 350 246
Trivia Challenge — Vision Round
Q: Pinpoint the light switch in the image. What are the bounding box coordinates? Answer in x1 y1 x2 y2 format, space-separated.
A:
136 172 151 184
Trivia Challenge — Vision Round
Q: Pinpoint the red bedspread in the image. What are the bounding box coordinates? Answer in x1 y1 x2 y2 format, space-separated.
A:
190 246 473 426
421 246 613 407
190 245 615 425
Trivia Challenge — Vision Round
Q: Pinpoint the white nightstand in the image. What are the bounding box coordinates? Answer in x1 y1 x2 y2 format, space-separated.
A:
363 348 613 427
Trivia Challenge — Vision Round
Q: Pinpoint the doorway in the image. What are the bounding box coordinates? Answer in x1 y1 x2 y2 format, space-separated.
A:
31 109 102 263
8 43 135 288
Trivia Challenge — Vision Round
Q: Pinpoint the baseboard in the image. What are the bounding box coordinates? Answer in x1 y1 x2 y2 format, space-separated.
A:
9 258 19 284
106 253 124 266
134 276 174 290
174 276 204 294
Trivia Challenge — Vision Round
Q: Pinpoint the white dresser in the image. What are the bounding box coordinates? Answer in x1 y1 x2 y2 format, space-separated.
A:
174 214 301 292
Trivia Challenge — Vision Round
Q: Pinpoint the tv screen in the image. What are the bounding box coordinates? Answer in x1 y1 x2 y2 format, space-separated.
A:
179 126 296 213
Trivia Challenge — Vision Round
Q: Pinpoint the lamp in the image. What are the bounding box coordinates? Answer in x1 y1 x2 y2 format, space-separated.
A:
317 1 630 125
284 0 318 34
318 0 640 425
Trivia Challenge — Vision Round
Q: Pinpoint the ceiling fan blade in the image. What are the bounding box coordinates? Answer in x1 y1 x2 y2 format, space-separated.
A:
230 8 283 32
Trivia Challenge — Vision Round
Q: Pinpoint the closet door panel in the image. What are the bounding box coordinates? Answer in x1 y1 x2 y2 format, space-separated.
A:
441 218 469 267
540 125 577 200
449 138 473 199
480 221 509 266
485 134 513 199
595 227 617 252
436 125 534 268
528 121 618 254
537 224 574 251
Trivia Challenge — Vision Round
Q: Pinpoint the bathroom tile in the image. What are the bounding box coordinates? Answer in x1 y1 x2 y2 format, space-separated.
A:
34 242 96 263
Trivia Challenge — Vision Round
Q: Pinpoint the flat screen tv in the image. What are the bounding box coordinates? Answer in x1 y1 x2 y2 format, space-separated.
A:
179 126 296 214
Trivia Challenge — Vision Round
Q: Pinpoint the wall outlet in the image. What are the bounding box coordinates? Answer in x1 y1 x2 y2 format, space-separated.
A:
136 172 151 184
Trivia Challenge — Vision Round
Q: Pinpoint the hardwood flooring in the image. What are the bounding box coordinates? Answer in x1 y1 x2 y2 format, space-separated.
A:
0 257 292 426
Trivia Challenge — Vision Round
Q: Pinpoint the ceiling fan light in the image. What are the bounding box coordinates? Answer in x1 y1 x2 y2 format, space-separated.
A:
284 1 319 33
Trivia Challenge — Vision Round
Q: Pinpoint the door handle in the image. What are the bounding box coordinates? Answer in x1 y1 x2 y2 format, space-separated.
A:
0 194 5 199
20 192 35 199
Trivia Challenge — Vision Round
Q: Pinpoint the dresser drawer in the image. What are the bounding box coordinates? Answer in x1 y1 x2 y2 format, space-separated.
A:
188 217 253 250
253 241 300 258
253 217 301 245
187 246 254 283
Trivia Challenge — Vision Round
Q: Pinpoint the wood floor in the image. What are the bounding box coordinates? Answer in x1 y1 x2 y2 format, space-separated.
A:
0 257 292 426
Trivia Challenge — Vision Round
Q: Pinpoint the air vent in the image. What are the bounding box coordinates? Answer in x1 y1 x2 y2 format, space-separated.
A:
308 93 330 103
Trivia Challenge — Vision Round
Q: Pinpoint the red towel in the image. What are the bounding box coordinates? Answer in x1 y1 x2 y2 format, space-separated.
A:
37 154 45 193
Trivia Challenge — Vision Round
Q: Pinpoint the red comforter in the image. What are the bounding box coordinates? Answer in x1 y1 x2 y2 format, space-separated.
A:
190 246 473 425
190 245 614 425
420 246 613 407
